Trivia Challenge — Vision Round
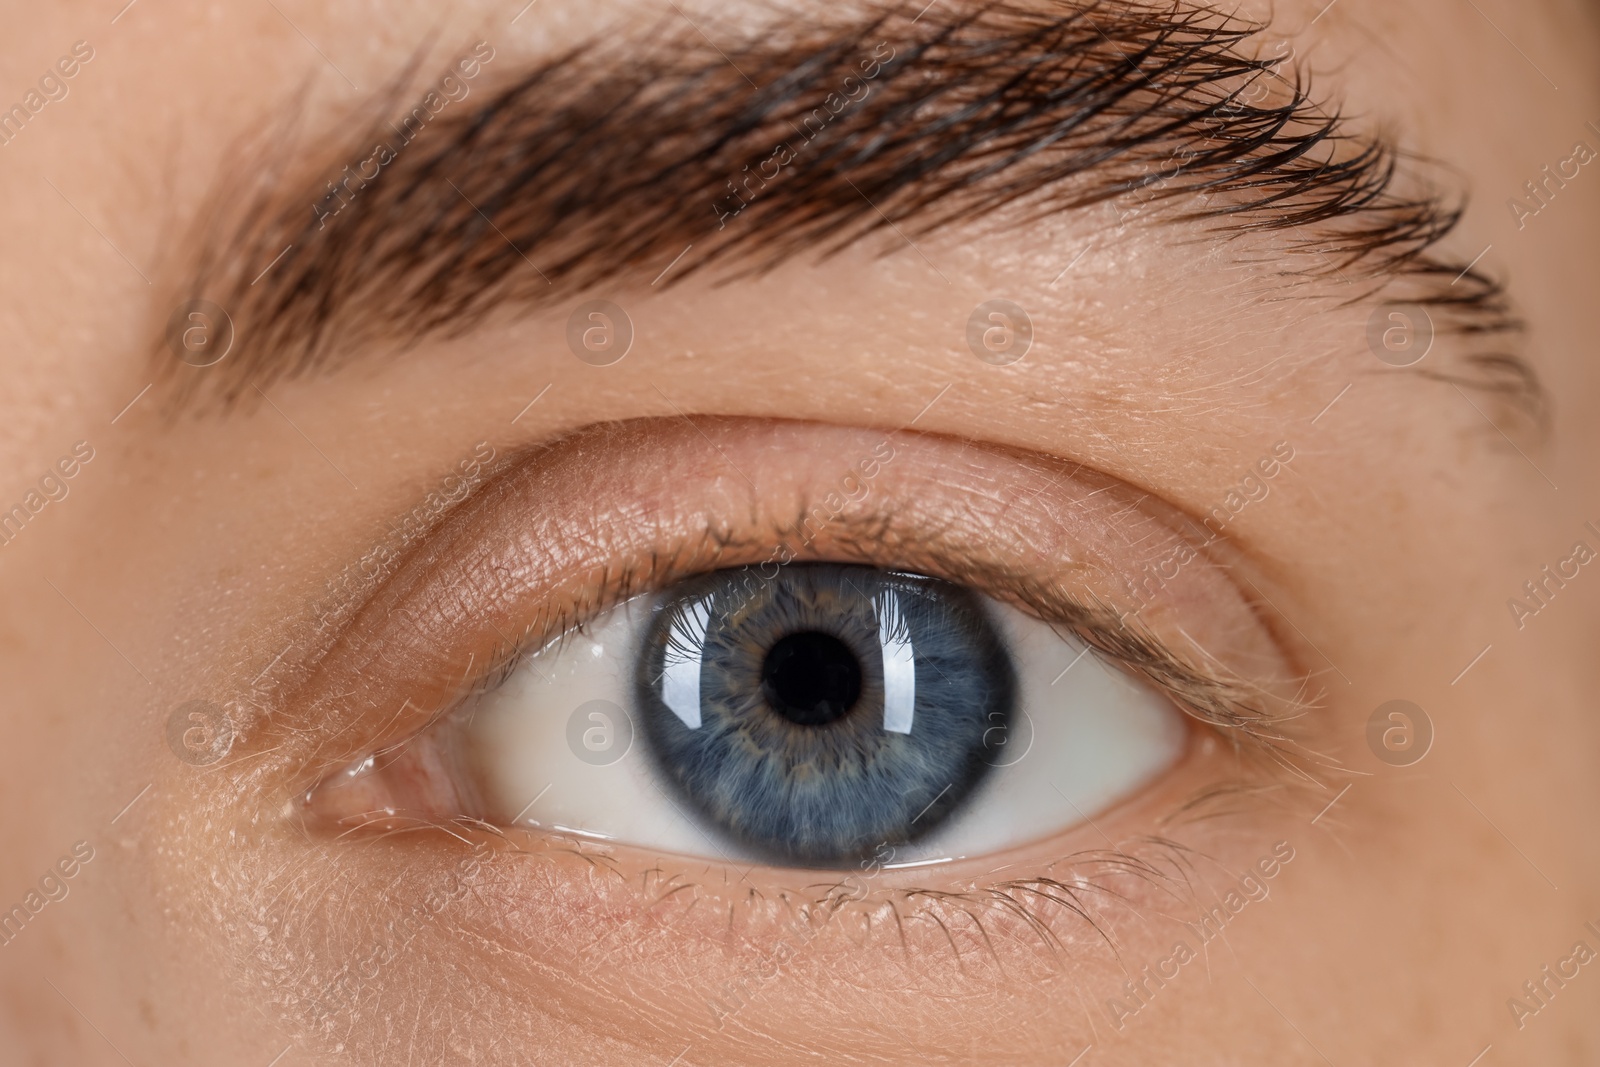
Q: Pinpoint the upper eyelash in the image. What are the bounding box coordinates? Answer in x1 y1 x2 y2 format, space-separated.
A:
449 504 1324 783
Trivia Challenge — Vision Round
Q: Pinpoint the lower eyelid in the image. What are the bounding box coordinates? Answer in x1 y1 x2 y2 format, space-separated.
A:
217 757 1311 1067
261 729 1300 1055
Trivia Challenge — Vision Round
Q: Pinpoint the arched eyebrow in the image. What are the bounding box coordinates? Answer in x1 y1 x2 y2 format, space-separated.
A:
165 0 1530 413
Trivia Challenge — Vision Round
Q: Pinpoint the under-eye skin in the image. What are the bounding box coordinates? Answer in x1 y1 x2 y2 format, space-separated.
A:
294 418 1315 894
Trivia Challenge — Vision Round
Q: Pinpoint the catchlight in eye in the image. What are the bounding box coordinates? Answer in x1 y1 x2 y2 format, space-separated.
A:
636 564 1015 867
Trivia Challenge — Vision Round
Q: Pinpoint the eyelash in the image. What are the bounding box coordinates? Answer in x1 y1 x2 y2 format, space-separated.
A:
259 421 1340 984
447 503 1307 758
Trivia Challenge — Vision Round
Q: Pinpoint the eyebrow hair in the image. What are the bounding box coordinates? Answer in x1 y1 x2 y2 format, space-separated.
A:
166 0 1539 418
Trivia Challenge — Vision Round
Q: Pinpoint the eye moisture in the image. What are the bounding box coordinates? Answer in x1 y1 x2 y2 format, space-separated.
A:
636 565 1016 867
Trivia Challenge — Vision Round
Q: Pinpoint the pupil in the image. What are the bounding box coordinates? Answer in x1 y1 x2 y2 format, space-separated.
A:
760 631 862 727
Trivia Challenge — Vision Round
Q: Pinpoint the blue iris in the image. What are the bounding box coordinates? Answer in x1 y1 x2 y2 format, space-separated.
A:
635 564 1015 867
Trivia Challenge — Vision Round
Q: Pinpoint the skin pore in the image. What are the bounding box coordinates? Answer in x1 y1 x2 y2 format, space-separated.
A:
0 0 1597 1064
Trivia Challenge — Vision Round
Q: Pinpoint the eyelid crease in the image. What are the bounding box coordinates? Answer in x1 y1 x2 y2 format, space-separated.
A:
274 420 1328 814
259 415 1337 819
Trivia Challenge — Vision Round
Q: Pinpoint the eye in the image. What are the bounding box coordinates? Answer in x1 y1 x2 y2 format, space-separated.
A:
311 559 1185 869
292 419 1293 880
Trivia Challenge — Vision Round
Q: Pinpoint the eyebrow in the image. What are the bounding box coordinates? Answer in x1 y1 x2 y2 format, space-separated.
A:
165 0 1537 416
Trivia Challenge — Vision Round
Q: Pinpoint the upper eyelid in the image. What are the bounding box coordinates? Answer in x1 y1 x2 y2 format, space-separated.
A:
461 525 1292 736
246 419 1318 802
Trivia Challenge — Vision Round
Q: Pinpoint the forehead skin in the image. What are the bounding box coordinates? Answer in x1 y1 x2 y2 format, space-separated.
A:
0 1 1597 1065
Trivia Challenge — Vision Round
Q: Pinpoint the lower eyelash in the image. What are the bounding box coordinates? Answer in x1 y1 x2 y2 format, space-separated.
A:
313 730 1330 976
248 731 1333 1067
858 780 1323 960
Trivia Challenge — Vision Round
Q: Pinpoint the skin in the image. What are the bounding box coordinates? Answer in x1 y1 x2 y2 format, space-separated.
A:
0 0 1597 1064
